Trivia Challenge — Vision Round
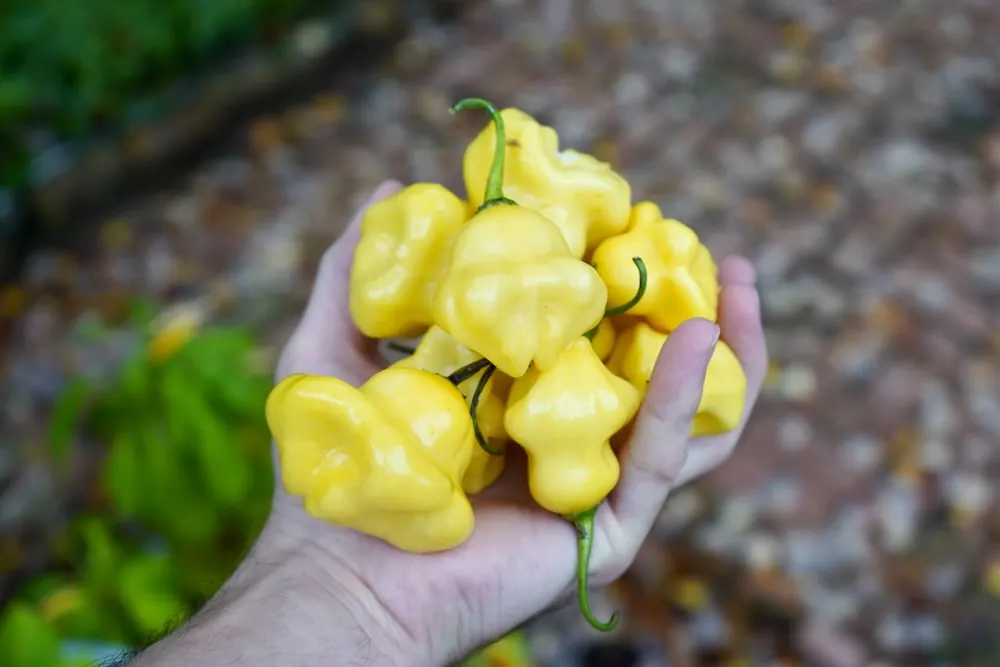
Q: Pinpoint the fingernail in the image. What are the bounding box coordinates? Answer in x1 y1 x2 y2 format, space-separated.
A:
710 324 721 349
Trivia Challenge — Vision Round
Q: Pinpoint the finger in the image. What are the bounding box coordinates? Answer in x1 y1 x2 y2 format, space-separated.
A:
672 259 766 486
718 255 757 286
717 261 766 399
610 317 719 545
278 180 403 378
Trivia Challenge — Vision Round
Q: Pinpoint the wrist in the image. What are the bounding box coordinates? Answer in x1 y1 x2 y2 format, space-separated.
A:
132 527 414 667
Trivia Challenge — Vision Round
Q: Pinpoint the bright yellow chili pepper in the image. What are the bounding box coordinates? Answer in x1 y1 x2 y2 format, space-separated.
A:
265 368 476 553
589 318 617 362
392 326 509 494
433 99 608 378
592 201 719 333
349 183 469 339
505 337 641 631
462 107 631 259
608 321 747 436
505 338 640 512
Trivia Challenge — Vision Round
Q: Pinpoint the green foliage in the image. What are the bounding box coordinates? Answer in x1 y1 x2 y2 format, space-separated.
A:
4 313 275 663
0 0 349 189
0 602 62 667
7 304 528 665
47 377 91 470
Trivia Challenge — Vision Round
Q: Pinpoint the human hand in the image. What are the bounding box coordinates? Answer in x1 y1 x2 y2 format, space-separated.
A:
262 179 767 667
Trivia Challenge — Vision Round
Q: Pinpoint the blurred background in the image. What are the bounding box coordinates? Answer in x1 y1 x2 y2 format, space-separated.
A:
2 0 999 665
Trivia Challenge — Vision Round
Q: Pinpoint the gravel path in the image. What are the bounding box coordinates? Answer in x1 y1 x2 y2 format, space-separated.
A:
3 0 1000 664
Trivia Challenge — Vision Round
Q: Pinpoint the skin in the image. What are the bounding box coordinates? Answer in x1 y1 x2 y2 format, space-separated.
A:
130 180 768 667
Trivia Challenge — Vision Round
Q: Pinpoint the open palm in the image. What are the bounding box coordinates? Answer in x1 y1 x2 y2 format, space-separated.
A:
266 180 767 667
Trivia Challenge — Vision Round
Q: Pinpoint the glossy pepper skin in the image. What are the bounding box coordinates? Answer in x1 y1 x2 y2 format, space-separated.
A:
592 201 719 333
349 183 468 339
608 321 747 436
393 326 509 494
265 368 476 553
589 318 617 362
505 339 642 515
434 102 608 379
463 107 631 259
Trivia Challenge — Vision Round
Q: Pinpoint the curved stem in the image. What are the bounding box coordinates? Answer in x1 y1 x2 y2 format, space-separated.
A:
603 257 647 317
450 97 515 210
447 357 493 386
386 341 416 356
470 364 502 456
570 506 620 632
584 256 648 339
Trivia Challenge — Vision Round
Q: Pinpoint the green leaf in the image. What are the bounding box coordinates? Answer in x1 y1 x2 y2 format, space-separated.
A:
103 431 143 517
48 377 91 467
117 553 188 638
216 375 269 419
0 601 61 667
47 587 117 642
139 437 221 547
15 574 68 606
0 77 32 123
126 298 159 330
193 405 253 508
120 354 153 406
77 518 120 594
158 361 198 446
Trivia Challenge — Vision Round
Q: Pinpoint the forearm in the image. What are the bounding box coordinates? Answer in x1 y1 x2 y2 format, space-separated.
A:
128 543 404 667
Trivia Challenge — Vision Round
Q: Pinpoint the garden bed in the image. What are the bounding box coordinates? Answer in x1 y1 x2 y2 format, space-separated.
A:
0 0 466 282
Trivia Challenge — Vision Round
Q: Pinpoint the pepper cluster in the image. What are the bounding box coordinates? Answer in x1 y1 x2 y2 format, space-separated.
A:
264 98 747 631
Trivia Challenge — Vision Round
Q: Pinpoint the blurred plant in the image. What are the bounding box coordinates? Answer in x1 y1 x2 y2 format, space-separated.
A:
0 306 274 666
0 0 349 189
458 630 534 667
0 302 532 666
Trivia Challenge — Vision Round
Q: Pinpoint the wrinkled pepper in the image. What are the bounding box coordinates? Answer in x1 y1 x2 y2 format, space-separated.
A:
463 107 632 258
608 321 747 436
433 99 608 378
265 368 477 553
349 183 469 338
393 325 510 494
592 201 719 333
505 338 642 630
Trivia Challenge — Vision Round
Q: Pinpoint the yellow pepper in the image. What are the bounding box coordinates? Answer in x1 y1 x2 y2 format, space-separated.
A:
392 326 509 494
505 337 641 631
349 183 468 338
589 318 617 362
433 99 608 378
608 321 747 436
505 338 640 514
592 201 719 333
462 107 631 259
265 368 476 553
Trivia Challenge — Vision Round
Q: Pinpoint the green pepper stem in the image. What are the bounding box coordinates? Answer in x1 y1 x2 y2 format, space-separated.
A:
386 341 417 356
447 357 493 386
604 257 647 317
571 506 620 632
470 364 503 456
450 97 515 211
584 256 647 339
